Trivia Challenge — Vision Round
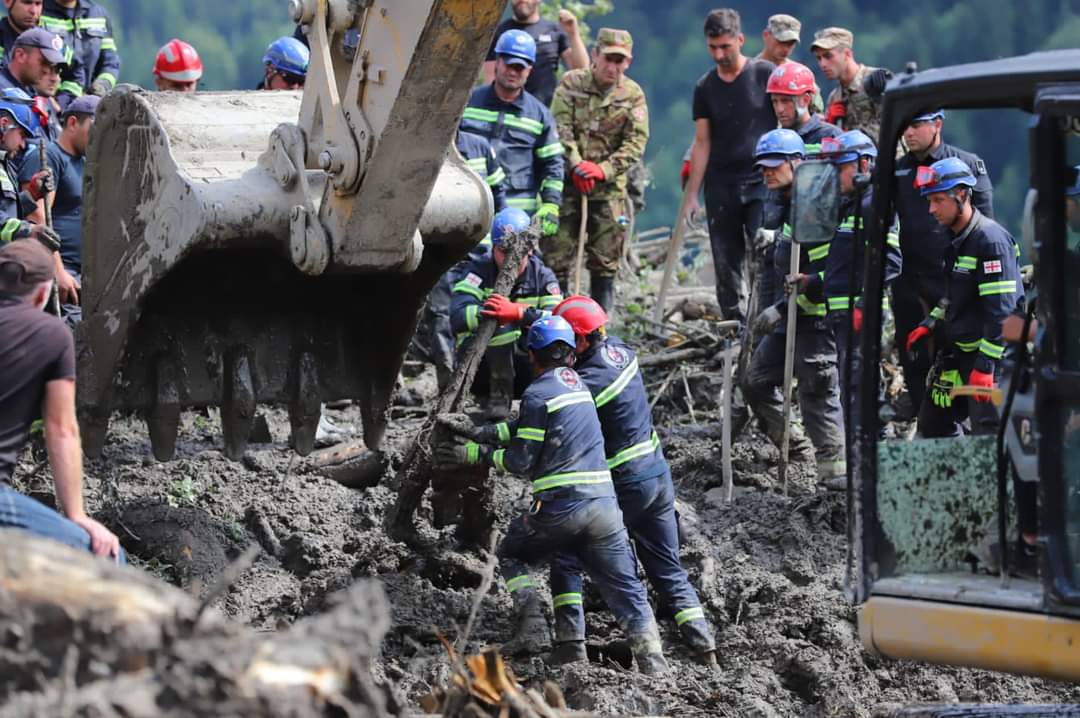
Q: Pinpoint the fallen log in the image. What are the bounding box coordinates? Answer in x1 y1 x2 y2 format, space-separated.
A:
0 530 396 717
639 346 711 368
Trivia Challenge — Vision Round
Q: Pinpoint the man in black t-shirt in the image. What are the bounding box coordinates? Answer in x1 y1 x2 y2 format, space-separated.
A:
482 0 588 106
684 8 777 325
0 239 122 561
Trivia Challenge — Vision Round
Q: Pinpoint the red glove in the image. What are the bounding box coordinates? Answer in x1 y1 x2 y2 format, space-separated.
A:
680 159 691 186
481 294 526 324
574 160 605 181
572 172 595 194
968 368 995 402
825 101 847 126
31 96 50 130
905 325 931 353
852 307 863 333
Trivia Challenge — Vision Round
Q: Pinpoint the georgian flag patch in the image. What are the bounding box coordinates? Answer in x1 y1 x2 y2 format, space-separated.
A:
983 259 1002 274
465 273 483 287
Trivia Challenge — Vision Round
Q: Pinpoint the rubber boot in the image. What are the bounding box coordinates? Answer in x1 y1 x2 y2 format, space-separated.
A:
630 634 669 675
546 640 587 666
590 274 615 314
504 593 551 656
697 649 719 667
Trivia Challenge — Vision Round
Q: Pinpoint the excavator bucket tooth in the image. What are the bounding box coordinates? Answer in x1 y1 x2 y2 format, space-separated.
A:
288 352 321 456
147 355 181 461
221 351 256 461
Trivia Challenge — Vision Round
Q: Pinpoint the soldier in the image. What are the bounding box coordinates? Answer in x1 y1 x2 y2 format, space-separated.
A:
547 28 647 312
893 110 993 415
907 157 1023 438
756 15 823 115
811 27 883 142
40 0 120 105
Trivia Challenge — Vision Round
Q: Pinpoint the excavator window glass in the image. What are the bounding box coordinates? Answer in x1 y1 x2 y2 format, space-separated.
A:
1063 151 1080 371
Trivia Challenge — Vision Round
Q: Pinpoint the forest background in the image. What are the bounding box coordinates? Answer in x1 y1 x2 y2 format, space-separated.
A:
98 0 1080 234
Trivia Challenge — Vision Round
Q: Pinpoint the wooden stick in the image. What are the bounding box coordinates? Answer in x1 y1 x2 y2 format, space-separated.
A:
653 186 693 323
639 346 710 368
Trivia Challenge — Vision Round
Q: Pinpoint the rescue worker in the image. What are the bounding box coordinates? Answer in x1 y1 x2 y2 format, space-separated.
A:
40 0 119 104
259 36 308 90
0 89 57 247
0 28 66 98
418 130 507 392
907 157 1023 438
810 27 883 142
152 39 202 93
547 28 648 311
435 315 669 674
684 8 776 325
894 110 993 415
461 30 564 238
0 0 43 61
29 56 61 141
449 207 562 419
821 130 901 455
18 93 95 325
743 129 846 484
546 295 716 666
482 0 588 107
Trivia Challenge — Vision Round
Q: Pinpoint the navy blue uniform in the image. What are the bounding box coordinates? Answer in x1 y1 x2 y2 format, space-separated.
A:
41 0 120 105
919 209 1024 438
547 335 715 654
796 114 841 156
0 17 20 62
893 142 992 411
460 84 564 216
485 366 662 654
0 150 38 243
456 130 507 213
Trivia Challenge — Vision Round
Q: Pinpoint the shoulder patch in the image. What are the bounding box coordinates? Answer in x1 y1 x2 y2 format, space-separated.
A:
538 34 553 43
601 343 631 369
983 259 1002 274
632 105 647 122
974 159 987 175
464 272 483 287
546 282 562 296
555 367 582 390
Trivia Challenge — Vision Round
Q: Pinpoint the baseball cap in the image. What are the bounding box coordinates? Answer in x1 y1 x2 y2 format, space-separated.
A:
596 28 633 57
14 28 67 66
63 94 100 118
811 27 854 52
755 155 790 169
0 239 54 292
766 15 801 43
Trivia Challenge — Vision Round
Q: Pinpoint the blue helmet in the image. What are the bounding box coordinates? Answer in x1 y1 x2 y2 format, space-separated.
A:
494 29 536 65
911 109 945 123
0 87 37 137
915 156 977 197
753 129 804 168
1067 165 1080 198
527 315 575 350
824 130 877 165
263 36 309 78
491 207 531 246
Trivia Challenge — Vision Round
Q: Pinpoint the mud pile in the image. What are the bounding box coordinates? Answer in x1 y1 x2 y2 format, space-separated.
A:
6 364 1078 716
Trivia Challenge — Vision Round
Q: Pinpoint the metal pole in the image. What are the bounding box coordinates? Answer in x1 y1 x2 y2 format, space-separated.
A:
779 244 800 495
571 194 588 295
722 332 734 502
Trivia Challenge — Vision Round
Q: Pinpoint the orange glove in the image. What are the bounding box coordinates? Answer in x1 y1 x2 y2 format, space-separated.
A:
481 294 526 324
852 307 863 333
968 368 995 402
825 101 847 126
905 324 931 353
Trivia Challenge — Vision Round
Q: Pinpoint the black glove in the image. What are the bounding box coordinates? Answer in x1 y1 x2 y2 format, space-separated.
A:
90 78 112 97
862 68 894 99
15 222 60 251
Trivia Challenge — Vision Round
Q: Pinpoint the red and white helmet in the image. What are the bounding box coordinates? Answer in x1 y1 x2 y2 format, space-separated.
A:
766 61 816 96
153 39 203 82
553 295 608 336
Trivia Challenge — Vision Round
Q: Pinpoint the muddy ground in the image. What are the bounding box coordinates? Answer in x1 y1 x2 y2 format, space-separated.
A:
8 311 1080 716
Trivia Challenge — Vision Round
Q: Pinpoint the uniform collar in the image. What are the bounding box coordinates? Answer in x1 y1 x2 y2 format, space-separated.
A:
797 114 821 137
487 82 527 109
951 207 983 244
589 70 623 96
842 63 867 92
578 335 607 364
926 141 949 161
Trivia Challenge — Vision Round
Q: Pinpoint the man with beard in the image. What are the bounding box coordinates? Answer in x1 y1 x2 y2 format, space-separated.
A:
0 0 41 60
482 0 587 106
683 8 776 325
811 27 883 142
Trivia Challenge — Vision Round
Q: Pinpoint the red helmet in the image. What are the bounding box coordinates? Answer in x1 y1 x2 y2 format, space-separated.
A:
766 61 816 96
553 295 608 335
154 39 203 82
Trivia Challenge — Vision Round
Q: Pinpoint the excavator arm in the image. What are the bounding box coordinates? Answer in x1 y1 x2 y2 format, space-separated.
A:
77 0 504 460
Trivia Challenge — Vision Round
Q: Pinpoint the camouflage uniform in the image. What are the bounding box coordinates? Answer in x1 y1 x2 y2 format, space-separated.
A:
546 28 648 286
812 27 882 142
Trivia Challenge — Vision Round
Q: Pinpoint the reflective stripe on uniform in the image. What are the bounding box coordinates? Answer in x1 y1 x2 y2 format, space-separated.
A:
930 305 946 320
955 339 980 353
535 142 564 159
503 115 544 135
496 422 511 443
488 329 521 347
539 294 561 309
506 575 532 593
979 338 1005 360
462 107 499 124
546 391 594 413
979 280 1017 296
492 448 506 471
532 470 612 493
807 242 831 262
59 81 83 97
954 255 978 271
553 592 583 608
607 431 660 469
540 178 563 193
674 606 706 626
452 278 485 301
0 217 22 242
75 17 107 29
797 294 827 317
465 157 487 172
465 304 479 330
515 427 546 442
99 40 117 53
487 167 506 185
594 358 639 408
506 196 539 211
95 71 117 87
40 16 75 30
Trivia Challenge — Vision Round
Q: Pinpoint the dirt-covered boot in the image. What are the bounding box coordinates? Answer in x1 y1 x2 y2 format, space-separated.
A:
630 634 669 675
546 640 587 666
503 594 551 656
696 649 719 667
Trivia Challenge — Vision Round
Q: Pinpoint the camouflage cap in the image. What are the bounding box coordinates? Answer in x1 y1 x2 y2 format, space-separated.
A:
811 27 854 52
766 14 801 43
596 28 633 57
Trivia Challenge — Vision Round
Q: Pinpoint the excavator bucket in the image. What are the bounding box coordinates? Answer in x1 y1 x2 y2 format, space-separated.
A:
77 0 505 461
